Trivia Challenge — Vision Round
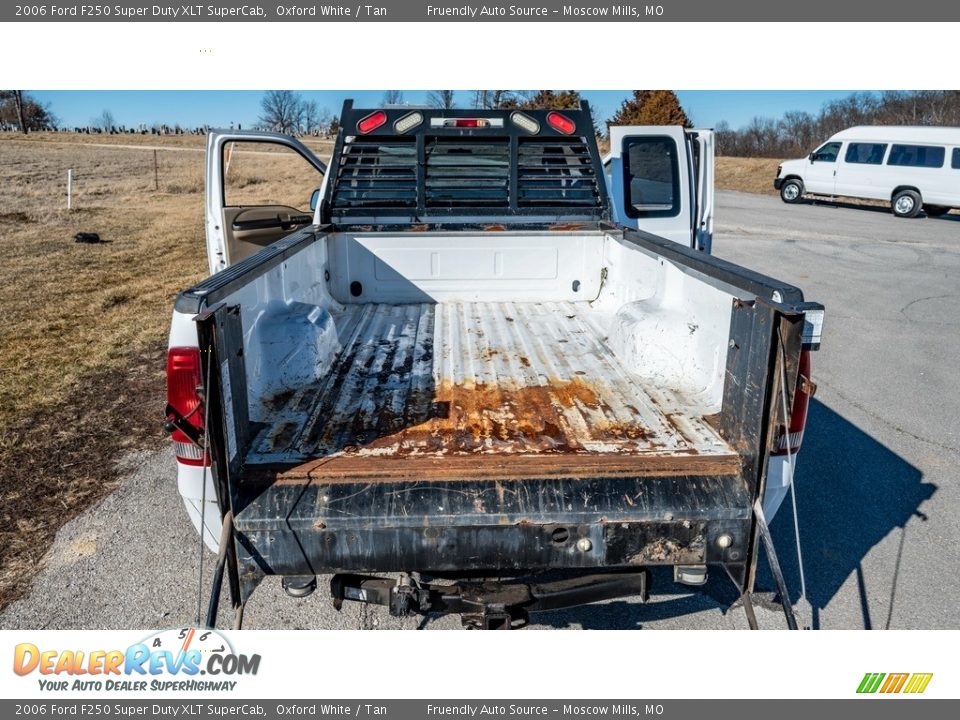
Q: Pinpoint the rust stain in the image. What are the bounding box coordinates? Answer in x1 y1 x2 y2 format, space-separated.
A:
269 421 298 450
263 389 295 412
306 377 706 458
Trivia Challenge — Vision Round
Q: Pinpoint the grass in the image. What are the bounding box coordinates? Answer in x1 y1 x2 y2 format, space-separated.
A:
715 157 782 195
0 132 330 608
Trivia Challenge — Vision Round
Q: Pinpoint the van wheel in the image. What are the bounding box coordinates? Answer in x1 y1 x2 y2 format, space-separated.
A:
892 190 922 218
924 205 950 217
780 179 804 204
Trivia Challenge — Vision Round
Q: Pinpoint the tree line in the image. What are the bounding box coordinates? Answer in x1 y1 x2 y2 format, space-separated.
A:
8 90 958 158
715 91 960 158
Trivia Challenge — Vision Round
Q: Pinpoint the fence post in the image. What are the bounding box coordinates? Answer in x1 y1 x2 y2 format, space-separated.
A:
67 169 73 210
154 149 159 190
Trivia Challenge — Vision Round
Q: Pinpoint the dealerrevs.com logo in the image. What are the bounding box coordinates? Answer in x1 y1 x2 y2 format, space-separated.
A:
857 672 933 694
13 627 260 692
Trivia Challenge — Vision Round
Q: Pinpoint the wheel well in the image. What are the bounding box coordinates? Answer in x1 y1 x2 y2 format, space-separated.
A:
891 186 921 201
783 175 803 183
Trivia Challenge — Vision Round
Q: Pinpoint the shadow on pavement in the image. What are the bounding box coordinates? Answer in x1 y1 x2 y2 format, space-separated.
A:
761 398 935 629
804 197 960 221
524 398 935 630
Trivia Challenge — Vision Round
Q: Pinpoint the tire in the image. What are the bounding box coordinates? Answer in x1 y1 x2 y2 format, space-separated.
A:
780 178 804 204
924 204 950 217
892 189 922 218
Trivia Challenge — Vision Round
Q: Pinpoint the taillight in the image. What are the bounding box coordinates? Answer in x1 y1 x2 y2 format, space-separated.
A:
773 350 812 456
167 346 208 466
357 110 387 134
546 111 576 135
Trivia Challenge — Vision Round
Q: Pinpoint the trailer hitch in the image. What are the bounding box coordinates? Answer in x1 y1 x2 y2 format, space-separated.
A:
330 570 650 630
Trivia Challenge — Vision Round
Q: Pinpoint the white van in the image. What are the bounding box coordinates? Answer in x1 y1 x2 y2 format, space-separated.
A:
774 126 960 217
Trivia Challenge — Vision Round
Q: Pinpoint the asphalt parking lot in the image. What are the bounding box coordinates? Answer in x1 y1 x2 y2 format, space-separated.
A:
2 190 958 631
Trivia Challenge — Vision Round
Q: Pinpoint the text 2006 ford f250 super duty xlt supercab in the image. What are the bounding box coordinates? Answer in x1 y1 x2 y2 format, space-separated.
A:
166 102 823 629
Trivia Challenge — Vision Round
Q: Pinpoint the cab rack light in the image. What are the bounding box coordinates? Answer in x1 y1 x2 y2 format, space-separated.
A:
394 111 424 134
429 117 505 129
546 111 576 135
510 112 540 134
357 110 388 134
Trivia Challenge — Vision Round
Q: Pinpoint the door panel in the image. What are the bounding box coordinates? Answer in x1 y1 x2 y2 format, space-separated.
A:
205 131 326 274
608 126 694 246
803 140 841 194
223 206 314 264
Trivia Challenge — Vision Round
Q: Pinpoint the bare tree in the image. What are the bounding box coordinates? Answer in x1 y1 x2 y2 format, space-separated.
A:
427 90 456 110
13 91 27 134
96 109 116 131
382 90 405 105
258 90 305 134
302 100 331 135
1 91 57 132
714 90 960 158
472 90 528 109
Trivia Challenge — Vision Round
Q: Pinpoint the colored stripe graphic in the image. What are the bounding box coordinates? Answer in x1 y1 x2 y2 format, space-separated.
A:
904 673 933 694
857 672 932 694
857 673 885 693
880 673 909 693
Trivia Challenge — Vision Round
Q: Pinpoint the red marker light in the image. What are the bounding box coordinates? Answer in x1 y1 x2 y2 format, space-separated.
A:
357 110 387 134
546 112 576 135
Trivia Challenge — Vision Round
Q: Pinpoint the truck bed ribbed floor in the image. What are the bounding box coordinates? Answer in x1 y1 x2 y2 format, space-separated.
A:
248 302 738 482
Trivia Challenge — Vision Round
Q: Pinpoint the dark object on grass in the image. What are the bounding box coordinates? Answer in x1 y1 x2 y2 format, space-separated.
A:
74 232 103 244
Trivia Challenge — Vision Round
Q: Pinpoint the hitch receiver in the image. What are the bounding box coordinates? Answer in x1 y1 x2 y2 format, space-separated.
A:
330 570 650 630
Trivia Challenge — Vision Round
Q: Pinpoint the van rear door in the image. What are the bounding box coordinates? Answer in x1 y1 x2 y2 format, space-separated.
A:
608 126 713 251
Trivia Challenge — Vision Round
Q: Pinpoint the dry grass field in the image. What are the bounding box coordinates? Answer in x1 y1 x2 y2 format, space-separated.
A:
715 157 782 196
0 132 329 607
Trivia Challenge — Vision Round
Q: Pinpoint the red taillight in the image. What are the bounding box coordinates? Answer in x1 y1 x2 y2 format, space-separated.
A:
773 350 812 456
546 112 576 135
357 110 387 134
167 346 208 466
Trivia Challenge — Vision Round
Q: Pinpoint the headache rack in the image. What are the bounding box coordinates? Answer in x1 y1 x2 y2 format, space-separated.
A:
325 100 610 224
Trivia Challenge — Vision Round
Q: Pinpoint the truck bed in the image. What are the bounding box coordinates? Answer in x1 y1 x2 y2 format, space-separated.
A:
247 300 738 483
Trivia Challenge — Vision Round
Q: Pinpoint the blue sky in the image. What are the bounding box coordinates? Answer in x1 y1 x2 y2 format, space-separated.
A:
31 90 865 130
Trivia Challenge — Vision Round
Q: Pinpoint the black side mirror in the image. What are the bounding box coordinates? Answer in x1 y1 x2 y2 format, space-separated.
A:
808 153 815 162
309 188 321 211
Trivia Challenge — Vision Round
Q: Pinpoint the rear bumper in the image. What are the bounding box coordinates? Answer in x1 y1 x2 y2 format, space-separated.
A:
773 178 784 190
231 474 752 595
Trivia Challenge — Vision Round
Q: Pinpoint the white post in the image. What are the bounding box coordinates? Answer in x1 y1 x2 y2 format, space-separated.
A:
67 169 73 210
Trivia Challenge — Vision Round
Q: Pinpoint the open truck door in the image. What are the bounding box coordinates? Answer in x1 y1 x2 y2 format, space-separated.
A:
608 126 714 252
205 130 327 274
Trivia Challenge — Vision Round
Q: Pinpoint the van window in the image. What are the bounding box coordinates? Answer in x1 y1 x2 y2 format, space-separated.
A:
811 142 841 162
622 136 680 218
844 143 887 165
953 148 960 169
887 144 946 168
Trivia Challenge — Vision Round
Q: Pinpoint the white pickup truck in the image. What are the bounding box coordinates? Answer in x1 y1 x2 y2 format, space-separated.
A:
166 102 823 629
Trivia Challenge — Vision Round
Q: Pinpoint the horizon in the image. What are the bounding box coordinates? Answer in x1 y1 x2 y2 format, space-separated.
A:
27 90 869 131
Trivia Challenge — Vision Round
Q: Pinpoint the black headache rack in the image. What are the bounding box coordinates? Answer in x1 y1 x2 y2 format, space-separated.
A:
322 100 610 225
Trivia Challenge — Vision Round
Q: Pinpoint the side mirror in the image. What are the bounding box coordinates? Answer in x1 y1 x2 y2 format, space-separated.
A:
808 153 815 162
309 188 321 211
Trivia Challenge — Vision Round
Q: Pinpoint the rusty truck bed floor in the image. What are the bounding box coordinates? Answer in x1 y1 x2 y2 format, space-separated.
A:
248 302 738 482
